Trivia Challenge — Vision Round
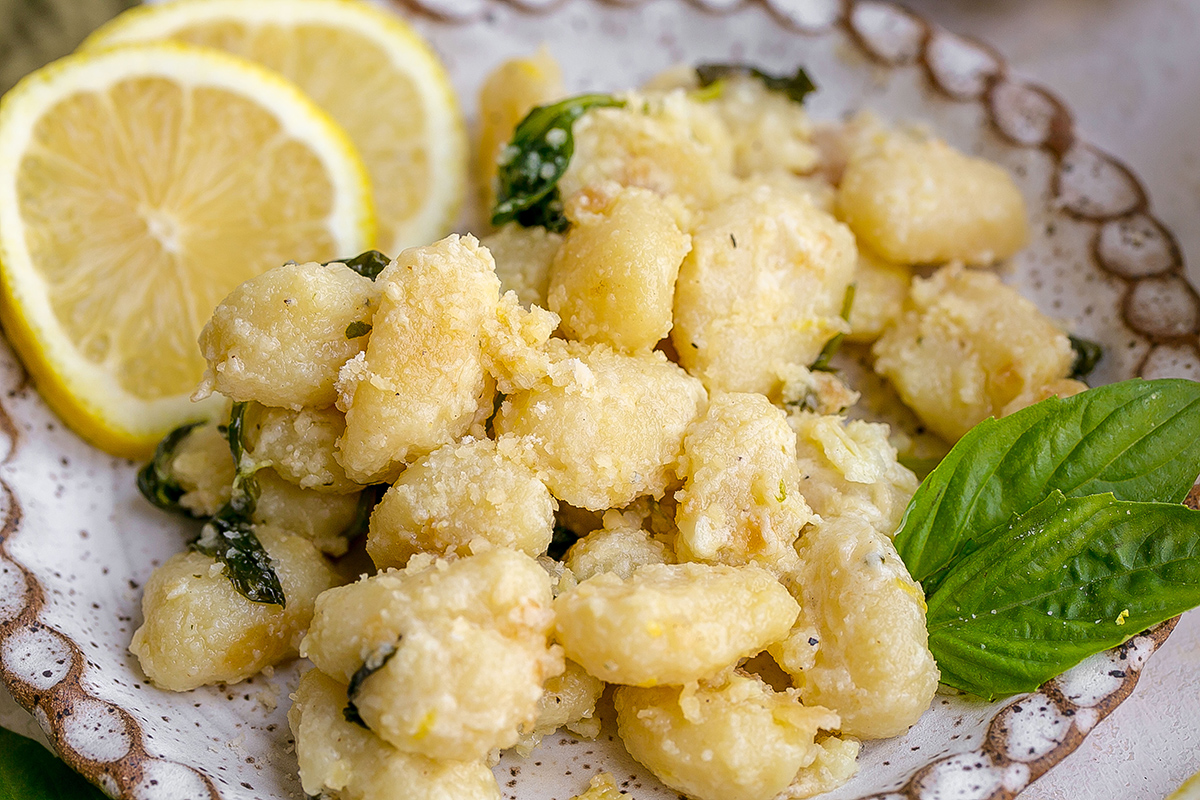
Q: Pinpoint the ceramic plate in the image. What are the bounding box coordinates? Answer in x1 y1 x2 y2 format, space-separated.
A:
1 1 1198 798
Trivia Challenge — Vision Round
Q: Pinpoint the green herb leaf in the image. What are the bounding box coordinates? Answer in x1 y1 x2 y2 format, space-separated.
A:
810 283 855 372
926 490 1200 699
0 727 108 800
136 421 204 516
894 379 1200 589
326 250 391 281
491 94 624 233
193 506 286 606
1069 334 1104 380
344 639 400 728
189 402 284 606
695 63 817 104
345 320 372 339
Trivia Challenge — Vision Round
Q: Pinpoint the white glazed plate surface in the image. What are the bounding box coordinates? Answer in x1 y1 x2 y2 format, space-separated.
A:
1 1 1198 799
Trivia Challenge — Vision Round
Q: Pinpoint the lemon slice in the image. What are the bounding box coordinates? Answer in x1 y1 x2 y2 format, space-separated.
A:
0 43 375 458
85 0 467 255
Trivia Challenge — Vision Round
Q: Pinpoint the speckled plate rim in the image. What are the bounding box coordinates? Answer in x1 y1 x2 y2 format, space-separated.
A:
0 1 1197 798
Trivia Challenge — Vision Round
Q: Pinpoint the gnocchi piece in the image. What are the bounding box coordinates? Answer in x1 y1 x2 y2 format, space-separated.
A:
367 436 555 569
777 736 862 800
845 249 911 344
477 48 565 212
514 659 606 755
872 264 1075 441
703 75 820 178
494 342 706 510
130 526 339 691
302 549 561 761
170 422 235 517
560 90 736 212
789 411 918 537
554 563 797 686
290 668 500 800
614 673 840 800
480 290 564 395
673 393 813 574
196 261 378 410
335 235 501 484
563 520 673 582
243 404 357 494
481 223 564 308
837 129 1028 266
770 516 938 740
252 469 362 557
672 183 857 396
547 184 690 352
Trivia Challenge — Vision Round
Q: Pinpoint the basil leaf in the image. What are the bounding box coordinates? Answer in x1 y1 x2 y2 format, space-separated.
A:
810 283 855 372
1069 334 1104 380
491 94 624 233
926 491 1200 699
894 379 1200 588
190 402 284 606
136 421 204 516
326 250 391 281
695 63 817 104
0 726 107 800
193 506 286 607
344 639 400 728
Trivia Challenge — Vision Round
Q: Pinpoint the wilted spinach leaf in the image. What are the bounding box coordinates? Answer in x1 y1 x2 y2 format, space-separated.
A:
1069 334 1104 380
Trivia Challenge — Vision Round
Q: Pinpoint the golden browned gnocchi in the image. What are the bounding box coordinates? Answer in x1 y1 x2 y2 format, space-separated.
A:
302 549 561 760
168 422 235 517
243 404 358 493
367 436 555 569
614 673 841 800
674 392 813 573
290 669 501 800
481 223 564 308
547 183 690 352
554 562 797 686
872 263 1080 441
837 127 1029 266
494 342 706 510
196 261 378 410
559 90 735 211
514 659 605 754
563 520 673 582
845 249 912 344
335 235 501 484
251 469 362 557
130 526 339 691
770 516 938 739
671 183 857 396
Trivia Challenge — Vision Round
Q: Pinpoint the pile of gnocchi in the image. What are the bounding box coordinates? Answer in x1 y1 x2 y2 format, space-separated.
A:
132 53 1088 800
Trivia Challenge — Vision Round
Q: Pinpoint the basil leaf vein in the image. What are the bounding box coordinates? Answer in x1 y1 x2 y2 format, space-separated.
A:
926 490 1200 699
894 378 1200 588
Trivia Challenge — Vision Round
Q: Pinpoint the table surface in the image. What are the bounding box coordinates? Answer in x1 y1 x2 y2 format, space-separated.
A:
2 0 1199 798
